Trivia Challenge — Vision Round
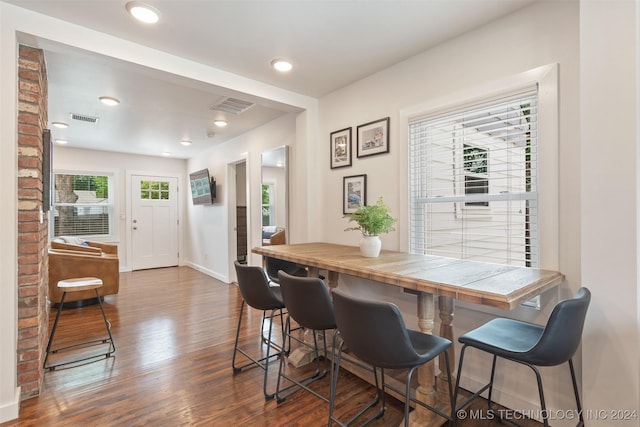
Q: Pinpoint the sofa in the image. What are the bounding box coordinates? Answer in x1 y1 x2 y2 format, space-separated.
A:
48 238 120 303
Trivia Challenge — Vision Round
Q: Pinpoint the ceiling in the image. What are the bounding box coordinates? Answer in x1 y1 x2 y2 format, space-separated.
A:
6 0 537 159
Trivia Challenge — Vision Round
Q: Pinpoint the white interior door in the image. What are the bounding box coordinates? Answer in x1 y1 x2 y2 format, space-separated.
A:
131 175 179 270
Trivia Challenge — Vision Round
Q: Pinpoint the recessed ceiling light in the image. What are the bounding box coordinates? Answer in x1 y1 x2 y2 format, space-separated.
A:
99 96 120 106
161 152 171 156
213 120 227 128
55 139 68 145
271 58 293 72
52 122 68 129
126 2 160 24
180 140 192 146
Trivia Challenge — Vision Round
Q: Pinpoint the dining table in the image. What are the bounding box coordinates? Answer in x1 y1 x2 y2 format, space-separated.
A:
252 242 565 426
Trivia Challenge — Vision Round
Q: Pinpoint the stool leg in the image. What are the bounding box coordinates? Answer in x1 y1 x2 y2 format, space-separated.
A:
95 289 116 355
43 292 67 370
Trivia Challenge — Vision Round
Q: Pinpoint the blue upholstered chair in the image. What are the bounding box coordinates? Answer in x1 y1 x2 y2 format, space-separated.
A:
454 287 591 427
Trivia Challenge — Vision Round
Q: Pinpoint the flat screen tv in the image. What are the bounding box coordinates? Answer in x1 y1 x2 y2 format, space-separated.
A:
189 169 216 205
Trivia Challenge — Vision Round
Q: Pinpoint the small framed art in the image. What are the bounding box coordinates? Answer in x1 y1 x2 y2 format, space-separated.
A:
343 174 367 215
357 117 390 158
330 127 352 169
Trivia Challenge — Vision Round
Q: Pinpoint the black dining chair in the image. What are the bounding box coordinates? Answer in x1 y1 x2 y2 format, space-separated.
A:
274 271 335 403
454 287 591 427
265 256 308 284
329 289 455 427
232 261 287 400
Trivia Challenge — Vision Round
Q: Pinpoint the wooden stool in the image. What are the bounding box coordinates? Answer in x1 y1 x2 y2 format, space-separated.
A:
44 277 116 370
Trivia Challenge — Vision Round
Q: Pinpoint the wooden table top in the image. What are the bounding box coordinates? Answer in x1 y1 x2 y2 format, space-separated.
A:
252 242 565 310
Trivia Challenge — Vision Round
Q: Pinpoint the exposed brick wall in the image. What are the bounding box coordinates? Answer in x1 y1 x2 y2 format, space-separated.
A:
17 45 49 399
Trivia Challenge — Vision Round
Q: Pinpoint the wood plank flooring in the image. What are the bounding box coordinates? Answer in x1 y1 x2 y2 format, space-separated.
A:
2 266 542 426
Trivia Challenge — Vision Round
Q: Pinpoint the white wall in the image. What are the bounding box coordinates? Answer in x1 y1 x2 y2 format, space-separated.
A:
314 1 585 422
52 146 187 271
184 113 297 282
580 0 640 423
0 3 19 420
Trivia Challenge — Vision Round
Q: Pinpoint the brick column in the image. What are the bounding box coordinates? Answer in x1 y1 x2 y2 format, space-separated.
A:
17 45 49 399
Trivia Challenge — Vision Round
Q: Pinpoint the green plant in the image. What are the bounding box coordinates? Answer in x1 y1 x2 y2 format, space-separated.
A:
344 197 397 236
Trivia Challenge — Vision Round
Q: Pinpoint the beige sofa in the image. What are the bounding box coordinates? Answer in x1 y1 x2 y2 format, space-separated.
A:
48 239 120 303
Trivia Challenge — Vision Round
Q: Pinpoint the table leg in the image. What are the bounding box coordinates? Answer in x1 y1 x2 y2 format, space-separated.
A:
307 266 319 278
326 271 339 289
437 296 455 407
408 292 438 426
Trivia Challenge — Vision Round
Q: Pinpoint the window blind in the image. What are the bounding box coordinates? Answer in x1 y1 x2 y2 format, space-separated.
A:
409 87 539 267
52 173 112 237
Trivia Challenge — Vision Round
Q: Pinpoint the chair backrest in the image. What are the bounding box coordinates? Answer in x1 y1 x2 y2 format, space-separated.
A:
526 287 591 366
331 289 422 369
265 257 306 283
277 271 336 331
234 261 283 311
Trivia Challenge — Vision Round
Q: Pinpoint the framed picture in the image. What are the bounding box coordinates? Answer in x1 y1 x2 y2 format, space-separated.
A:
330 127 352 169
343 174 367 215
357 117 390 158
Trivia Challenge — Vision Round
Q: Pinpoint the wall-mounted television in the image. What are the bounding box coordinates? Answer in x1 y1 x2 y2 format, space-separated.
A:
189 169 216 205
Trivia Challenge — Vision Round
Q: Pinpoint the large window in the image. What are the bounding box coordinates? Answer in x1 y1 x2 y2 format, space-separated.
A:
409 88 538 267
52 173 113 237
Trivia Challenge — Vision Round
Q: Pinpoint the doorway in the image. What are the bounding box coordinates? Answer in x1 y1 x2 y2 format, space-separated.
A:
130 174 179 270
235 161 248 263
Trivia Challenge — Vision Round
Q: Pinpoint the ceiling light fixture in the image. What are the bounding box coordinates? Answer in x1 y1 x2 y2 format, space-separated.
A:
99 96 120 106
271 58 293 72
126 1 161 24
161 152 171 156
213 120 227 127
55 139 68 145
180 140 192 146
52 121 68 129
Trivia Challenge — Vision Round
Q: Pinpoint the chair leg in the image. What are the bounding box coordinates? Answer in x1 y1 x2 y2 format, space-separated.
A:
486 355 498 413
402 361 453 424
43 290 116 371
231 301 282 400
261 309 277 400
231 300 247 372
530 365 549 427
43 291 67 370
95 289 116 356
327 331 383 427
454 346 495 417
275 318 329 403
568 358 585 425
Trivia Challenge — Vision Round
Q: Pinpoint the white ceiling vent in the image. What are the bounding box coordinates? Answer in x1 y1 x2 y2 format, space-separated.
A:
206 130 216 138
70 113 99 124
210 97 254 115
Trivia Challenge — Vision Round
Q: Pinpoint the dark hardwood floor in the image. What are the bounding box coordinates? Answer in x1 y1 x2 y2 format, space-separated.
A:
2 266 542 426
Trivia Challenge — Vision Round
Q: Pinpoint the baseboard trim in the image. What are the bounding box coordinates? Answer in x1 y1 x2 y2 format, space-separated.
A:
0 386 20 423
184 262 228 283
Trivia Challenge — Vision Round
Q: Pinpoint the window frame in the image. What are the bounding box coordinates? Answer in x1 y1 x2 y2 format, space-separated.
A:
50 169 116 240
398 64 559 312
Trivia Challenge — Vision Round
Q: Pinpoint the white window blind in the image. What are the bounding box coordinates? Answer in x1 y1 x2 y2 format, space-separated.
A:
52 173 113 237
409 87 539 267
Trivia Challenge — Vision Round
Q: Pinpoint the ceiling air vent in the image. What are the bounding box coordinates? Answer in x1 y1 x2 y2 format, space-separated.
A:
210 97 254 115
70 113 99 124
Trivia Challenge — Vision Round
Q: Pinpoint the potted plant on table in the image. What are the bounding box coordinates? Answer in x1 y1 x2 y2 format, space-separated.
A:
344 197 397 257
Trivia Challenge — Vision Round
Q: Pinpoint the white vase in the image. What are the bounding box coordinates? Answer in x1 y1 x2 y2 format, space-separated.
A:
359 235 382 258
